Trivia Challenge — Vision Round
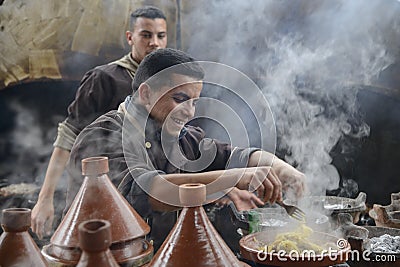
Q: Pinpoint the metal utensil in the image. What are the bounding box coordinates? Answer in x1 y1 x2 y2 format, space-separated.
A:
276 200 306 222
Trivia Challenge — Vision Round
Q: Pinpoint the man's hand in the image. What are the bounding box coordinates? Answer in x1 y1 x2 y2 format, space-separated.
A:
247 151 306 200
215 187 264 211
227 166 282 203
31 199 54 240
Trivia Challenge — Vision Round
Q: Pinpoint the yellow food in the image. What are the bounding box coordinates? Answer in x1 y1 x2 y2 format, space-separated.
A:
267 224 324 254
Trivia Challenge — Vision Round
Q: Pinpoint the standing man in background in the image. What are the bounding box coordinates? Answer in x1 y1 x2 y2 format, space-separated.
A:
31 6 168 239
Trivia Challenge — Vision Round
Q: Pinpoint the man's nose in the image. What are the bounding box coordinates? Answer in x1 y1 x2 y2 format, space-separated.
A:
150 36 160 47
181 101 195 118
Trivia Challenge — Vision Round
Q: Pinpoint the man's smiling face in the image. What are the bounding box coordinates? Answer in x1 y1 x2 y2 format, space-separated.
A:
145 74 202 136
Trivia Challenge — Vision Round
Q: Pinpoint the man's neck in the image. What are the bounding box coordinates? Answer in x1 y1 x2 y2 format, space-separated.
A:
130 53 140 64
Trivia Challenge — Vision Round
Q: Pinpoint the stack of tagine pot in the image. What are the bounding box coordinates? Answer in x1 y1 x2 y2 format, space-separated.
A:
42 156 153 267
148 183 249 267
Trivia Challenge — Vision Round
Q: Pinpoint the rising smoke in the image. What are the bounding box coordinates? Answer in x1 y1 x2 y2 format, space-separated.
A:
183 0 399 196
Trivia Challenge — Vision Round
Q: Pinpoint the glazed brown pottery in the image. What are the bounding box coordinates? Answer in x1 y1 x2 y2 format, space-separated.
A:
42 156 153 266
148 183 249 267
240 229 350 267
76 219 119 267
0 208 48 267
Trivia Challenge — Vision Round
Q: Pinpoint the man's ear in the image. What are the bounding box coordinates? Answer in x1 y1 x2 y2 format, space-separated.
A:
126 31 133 45
138 83 151 106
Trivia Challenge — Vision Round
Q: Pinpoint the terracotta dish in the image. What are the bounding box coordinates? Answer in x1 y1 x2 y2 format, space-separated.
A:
240 229 350 267
229 202 330 235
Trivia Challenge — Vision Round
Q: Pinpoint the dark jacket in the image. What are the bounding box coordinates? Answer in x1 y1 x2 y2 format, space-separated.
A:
54 54 137 150
67 98 256 250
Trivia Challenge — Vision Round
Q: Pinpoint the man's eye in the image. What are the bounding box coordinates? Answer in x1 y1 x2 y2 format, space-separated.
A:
158 33 166 39
173 97 185 103
141 34 151 38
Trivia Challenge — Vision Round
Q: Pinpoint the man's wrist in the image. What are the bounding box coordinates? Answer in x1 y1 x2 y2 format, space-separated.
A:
37 193 54 203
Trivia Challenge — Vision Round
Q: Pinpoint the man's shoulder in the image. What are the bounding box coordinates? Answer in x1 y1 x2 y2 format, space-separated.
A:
77 64 129 85
72 110 124 153
82 54 133 78
91 62 127 76
69 110 125 180
72 111 124 142
88 110 124 130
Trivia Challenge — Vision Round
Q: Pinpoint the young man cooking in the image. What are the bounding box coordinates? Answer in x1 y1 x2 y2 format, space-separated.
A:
31 6 168 239
66 48 306 251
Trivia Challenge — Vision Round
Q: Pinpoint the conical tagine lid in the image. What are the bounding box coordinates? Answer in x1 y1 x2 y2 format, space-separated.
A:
51 156 149 247
148 183 248 267
0 208 48 267
76 219 119 267
43 156 153 266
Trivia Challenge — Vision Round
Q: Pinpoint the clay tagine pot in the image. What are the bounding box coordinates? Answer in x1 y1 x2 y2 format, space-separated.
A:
370 192 400 229
0 208 48 267
42 156 153 266
76 219 119 267
148 183 249 267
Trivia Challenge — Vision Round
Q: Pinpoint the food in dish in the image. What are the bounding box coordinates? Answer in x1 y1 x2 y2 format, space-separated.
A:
258 224 337 255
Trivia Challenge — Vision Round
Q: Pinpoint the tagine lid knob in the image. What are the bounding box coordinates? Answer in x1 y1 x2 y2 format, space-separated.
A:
179 183 206 207
79 219 112 252
1 208 31 232
82 156 109 176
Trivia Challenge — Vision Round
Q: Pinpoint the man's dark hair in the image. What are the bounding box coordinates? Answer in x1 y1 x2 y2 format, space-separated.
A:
130 6 166 29
132 48 205 93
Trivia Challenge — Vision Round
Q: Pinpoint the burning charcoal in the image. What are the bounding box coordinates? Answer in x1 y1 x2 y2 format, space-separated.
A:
368 234 400 253
373 246 392 253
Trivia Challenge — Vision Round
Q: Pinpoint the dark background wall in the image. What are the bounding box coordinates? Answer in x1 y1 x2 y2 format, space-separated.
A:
0 0 399 219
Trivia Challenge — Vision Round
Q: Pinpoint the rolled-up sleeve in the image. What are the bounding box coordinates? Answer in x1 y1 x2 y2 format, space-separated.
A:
227 146 260 169
53 120 79 151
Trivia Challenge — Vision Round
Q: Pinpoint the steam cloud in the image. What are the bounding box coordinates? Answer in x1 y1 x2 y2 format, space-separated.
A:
8 100 50 183
183 0 398 196
1 99 68 226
